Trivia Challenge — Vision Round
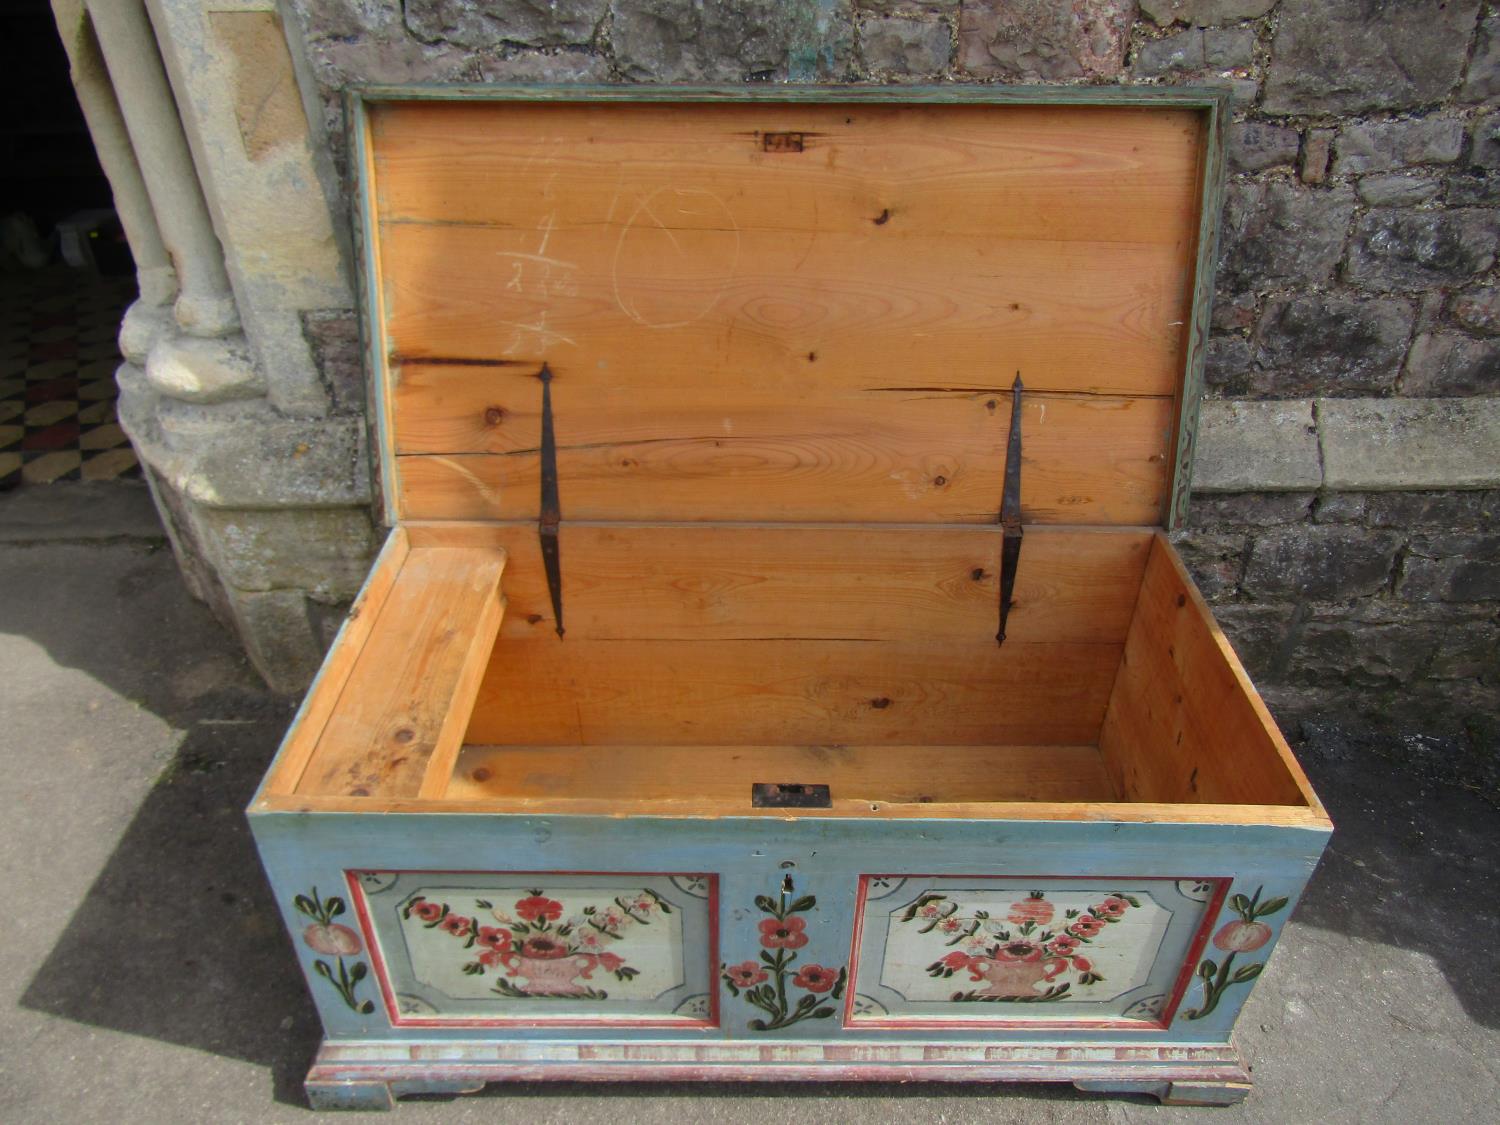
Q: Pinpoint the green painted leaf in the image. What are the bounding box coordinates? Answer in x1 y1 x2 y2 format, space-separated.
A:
1199 959 1217 979
787 895 817 915
813 1007 834 1018
1229 893 1250 915
358 1000 375 1014
1232 962 1264 983
475 899 492 909
293 894 317 918
326 896 346 917
754 895 777 914
1256 897 1289 918
312 959 332 979
350 961 368 982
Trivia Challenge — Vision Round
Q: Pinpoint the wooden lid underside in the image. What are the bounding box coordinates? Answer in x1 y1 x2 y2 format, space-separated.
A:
364 99 1209 528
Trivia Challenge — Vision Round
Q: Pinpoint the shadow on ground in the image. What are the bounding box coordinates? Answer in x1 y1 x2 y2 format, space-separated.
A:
6 483 1498 1113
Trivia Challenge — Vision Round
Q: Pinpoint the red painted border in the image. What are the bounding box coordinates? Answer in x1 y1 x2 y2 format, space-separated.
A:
842 874 1232 1032
347 869 720 1030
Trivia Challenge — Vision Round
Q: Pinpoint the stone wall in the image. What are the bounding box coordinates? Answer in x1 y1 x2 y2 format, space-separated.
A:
57 1 1498 740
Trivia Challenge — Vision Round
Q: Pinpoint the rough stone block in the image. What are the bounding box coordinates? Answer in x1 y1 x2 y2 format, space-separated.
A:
1299 128 1333 185
1344 210 1500 292
1426 615 1500 679
1402 332 1500 396
612 0 852 81
1401 534 1500 601
1169 531 1247 600
1451 287 1500 335
1460 13 1500 103
224 585 329 694
1365 490 1497 530
1139 0 1275 25
302 30 477 87
1203 334 1254 395
1263 0 1481 115
1219 181 1355 291
1244 526 1401 600
1319 398 1500 490
145 334 267 404
1211 291 1257 332
1189 491 1314 527
1355 174 1443 207
1193 399 1323 493
1287 610 1440 690
856 1 958 12
1311 492 1367 525
1444 172 1500 206
860 15 951 77
1202 26 1254 69
1228 122 1299 173
403 0 607 48
1210 603 1296 683
1471 111 1500 168
958 0 1131 80
1133 29 1203 77
478 49 611 82
1333 118 1467 175
301 309 363 415
1254 295 1414 397
192 507 377 599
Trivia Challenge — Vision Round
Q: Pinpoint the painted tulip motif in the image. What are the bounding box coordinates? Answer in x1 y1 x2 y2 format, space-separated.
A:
293 887 375 1014
1184 885 1289 1020
904 890 1139 1002
404 888 660 1000
720 883 847 1031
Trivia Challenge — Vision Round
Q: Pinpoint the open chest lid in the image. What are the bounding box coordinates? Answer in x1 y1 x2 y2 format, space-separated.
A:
353 87 1227 532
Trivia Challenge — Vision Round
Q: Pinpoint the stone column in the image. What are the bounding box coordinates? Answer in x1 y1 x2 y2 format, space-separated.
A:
83 0 239 337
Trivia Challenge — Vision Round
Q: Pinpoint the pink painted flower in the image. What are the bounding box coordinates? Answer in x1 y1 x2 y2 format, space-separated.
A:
919 902 944 918
411 900 443 923
440 914 472 937
302 922 362 956
1048 935 1081 956
518 936 569 960
476 926 511 952
1071 955 1093 973
575 929 604 950
792 964 840 993
515 895 564 923
1007 892 1054 926
724 961 769 988
1068 915 1104 938
759 915 810 950
938 916 964 933
597 908 626 928
631 895 655 912
940 951 973 970
1213 919 1272 953
1094 897 1129 920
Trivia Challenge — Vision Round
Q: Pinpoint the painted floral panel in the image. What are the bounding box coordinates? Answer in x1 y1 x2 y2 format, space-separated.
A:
352 872 716 1025
848 876 1224 1026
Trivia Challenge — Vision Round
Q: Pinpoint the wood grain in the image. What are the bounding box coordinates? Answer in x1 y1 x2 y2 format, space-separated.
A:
261 527 410 797
410 522 1150 645
392 381 1173 525
296 546 507 799
466 637 1121 747
446 743 1119 805
1098 535 1325 812
371 101 1202 248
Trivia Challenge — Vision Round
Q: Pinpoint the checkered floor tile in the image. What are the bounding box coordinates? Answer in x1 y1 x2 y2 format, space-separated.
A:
1 266 140 489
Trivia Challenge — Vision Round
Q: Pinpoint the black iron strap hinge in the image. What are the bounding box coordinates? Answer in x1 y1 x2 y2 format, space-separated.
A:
537 363 565 639
996 373 1024 647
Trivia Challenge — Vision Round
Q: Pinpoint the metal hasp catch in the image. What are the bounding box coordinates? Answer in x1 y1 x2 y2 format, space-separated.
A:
996 373 1024 646
751 782 832 809
537 363 565 638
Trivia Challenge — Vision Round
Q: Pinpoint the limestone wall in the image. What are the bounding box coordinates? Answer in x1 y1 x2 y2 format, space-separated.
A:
56 0 1499 742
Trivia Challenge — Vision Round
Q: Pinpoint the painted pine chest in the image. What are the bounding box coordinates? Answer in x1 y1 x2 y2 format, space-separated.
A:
249 85 1332 1110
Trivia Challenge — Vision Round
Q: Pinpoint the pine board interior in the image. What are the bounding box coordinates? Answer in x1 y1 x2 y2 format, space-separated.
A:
367 100 1206 525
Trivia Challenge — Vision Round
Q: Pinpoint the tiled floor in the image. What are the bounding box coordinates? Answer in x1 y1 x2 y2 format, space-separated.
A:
0 266 139 489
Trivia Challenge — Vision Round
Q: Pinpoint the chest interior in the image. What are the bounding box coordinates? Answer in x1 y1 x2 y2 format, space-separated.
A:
262 95 1324 827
